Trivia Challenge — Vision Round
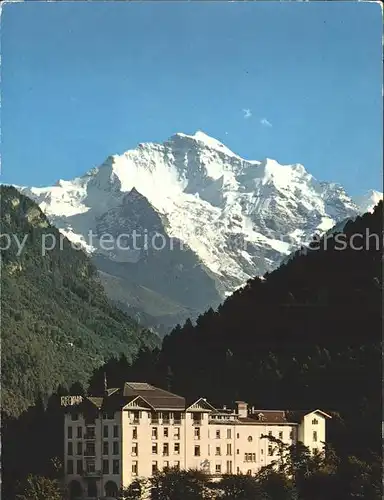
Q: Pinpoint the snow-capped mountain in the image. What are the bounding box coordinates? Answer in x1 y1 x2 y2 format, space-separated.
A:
19 131 382 334
354 190 383 214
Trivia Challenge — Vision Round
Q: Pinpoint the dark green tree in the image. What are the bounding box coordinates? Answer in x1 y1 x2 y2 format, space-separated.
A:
149 467 211 500
16 474 63 500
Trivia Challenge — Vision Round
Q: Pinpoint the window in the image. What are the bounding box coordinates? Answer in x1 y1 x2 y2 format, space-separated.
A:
313 431 318 442
103 459 109 474
216 429 221 439
312 418 318 425
152 443 158 454
279 431 283 439
71 413 78 421
312 448 317 454
174 461 180 470
215 446 221 456
132 461 138 475
103 411 115 420
163 443 169 456
85 426 95 439
132 411 140 423
174 412 181 424
163 461 169 470
164 427 169 438
174 428 180 440
152 427 158 440
208 444 211 456
162 412 170 423
194 445 200 457
237 467 240 474
226 444 232 455
103 425 108 438
227 429 231 439
268 445 273 456
132 443 138 456
247 469 252 475
103 441 109 455
86 461 96 473
67 460 73 474
194 427 200 439
113 425 119 438
236 433 240 439
215 464 221 473
85 442 95 457
67 442 73 456
68 426 73 439
248 436 253 442
76 460 83 474
174 443 180 455
236 449 239 455
133 427 138 440
261 449 264 455
113 441 119 455
77 426 82 439
226 461 232 473
193 412 202 425
77 442 82 455
289 430 294 440
112 460 120 475
268 431 272 436
152 461 158 474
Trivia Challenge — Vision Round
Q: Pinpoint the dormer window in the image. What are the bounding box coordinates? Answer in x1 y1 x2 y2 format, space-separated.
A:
257 413 265 421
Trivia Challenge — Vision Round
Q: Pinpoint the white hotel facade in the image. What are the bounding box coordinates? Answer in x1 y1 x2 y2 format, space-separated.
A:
62 382 330 499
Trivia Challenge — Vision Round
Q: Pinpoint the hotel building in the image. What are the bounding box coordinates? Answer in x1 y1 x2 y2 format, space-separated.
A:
62 382 330 499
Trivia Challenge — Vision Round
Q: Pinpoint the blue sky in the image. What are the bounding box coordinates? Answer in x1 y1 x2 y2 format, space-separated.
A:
1 1 382 196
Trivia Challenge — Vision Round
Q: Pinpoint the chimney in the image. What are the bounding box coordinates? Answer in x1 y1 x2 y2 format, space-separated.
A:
236 401 248 418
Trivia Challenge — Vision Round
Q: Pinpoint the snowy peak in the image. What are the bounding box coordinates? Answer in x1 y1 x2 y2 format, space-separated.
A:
171 131 240 158
354 189 383 214
18 131 380 333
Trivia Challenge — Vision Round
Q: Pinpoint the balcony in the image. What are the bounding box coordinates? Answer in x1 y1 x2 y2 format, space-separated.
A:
193 421 202 426
82 470 102 478
84 450 96 457
151 419 159 424
84 433 96 441
162 419 170 425
173 419 181 425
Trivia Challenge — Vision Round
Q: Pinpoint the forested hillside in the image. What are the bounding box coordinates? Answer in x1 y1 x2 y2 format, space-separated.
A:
1 186 159 417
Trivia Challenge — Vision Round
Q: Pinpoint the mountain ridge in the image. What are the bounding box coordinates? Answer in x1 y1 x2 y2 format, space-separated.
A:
17 131 383 333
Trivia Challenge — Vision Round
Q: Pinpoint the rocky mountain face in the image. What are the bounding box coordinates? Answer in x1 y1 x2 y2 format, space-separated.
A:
19 131 382 334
